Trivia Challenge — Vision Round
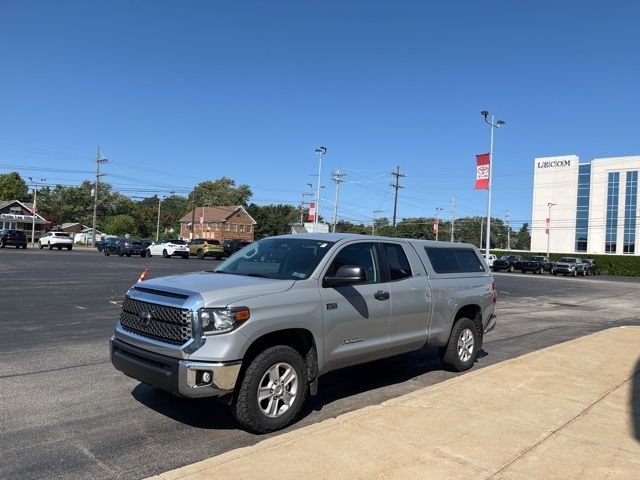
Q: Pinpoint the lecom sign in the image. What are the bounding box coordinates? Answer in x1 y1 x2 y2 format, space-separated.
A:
537 159 572 169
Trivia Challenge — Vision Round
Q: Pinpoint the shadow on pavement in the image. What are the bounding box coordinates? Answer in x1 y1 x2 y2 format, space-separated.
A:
131 384 237 430
303 347 450 416
634 357 640 441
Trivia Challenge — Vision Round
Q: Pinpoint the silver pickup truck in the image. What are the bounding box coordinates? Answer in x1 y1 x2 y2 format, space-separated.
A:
111 233 497 433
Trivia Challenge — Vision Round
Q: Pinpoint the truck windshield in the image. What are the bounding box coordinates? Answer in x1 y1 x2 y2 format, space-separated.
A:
214 238 335 280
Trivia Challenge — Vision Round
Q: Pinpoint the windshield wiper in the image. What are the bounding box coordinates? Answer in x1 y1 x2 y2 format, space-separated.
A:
245 273 268 278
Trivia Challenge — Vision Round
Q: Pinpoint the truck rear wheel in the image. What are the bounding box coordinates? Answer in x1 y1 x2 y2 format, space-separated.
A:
197 249 204 259
441 317 479 372
232 345 307 433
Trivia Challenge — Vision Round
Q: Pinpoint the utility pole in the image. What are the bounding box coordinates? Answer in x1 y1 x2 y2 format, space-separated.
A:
390 166 405 228
156 191 175 241
331 169 345 233
480 217 484 250
506 210 511 251
546 203 556 258
28 177 46 248
91 147 108 248
450 197 456 242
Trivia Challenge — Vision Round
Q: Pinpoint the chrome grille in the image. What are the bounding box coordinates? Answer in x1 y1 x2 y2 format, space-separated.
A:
120 297 192 344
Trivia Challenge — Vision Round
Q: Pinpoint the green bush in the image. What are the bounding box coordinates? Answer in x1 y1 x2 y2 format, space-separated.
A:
493 250 640 277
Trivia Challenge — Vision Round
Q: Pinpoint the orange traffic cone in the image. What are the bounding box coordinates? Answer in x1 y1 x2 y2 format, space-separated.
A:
137 268 149 282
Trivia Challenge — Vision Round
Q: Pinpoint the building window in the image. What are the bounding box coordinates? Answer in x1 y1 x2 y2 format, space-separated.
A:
224 223 230 231
239 225 245 233
247 225 252 233
574 164 591 252
605 172 620 253
624 171 638 254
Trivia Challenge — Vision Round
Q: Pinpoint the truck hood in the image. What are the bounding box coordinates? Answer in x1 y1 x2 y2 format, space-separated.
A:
136 272 296 306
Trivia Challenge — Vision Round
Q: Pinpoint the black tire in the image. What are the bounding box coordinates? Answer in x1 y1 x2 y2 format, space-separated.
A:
57 246 62 250
118 248 124 257
67 246 72 251
140 251 146 258
162 249 169 258
104 250 110 256
521 270 526 274
0 241 5 248
48 244 53 250
146 249 152 257
232 345 308 433
197 249 204 259
572 270 577 277
582 269 586 277
216 255 222 260
182 252 189 259
126 253 131 257
508 266 514 273
440 317 479 372
38 242 43 249
539 267 544 274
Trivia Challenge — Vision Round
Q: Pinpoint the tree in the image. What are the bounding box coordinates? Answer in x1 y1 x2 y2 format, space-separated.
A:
246 203 298 239
0 172 29 201
513 223 531 250
101 215 138 236
189 177 252 206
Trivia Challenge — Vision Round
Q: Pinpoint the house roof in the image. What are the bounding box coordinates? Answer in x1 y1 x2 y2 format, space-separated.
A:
179 205 257 225
0 199 49 222
61 222 82 229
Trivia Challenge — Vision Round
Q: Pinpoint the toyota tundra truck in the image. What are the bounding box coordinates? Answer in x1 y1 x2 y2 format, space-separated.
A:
110 234 497 433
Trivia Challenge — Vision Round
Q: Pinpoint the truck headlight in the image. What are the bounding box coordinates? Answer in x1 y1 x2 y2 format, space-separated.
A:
199 307 250 335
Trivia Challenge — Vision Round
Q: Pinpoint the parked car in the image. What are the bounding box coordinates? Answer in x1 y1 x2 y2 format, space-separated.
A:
39 231 73 250
517 256 552 274
582 258 598 276
111 234 497 433
491 255 522 272
119 239 148 257
189 238 224 259
552 257 587 276
146 239 189 258
102 238 123 256
96 239 111 251
222 239 252 257
0 229 28 249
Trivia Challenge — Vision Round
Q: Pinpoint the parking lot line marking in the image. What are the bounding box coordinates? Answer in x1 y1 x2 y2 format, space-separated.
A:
74 305 87 310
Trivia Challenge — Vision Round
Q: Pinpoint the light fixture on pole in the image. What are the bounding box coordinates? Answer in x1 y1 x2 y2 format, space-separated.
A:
434 207 443 241
28 177 46 248
480 110 506 263
546 202 557 258
314 147 327 231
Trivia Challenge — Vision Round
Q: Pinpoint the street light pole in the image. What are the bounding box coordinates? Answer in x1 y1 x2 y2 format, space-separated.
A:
546 202 557 258
28 177 46 248
481 111 506 263
314 147 327 231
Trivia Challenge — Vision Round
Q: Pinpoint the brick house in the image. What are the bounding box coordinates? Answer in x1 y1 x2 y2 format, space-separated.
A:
0 199 50 241
179 206 256 242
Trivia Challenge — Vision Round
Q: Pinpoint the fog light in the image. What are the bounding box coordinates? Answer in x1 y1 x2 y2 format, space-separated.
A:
201 371 212 384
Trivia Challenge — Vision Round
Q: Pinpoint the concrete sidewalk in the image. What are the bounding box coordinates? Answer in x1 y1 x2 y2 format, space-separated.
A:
148 327 640 480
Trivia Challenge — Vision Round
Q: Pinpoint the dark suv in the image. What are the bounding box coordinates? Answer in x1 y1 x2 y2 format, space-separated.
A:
104 238 148 257
518 256 552 274
0 229 28 249
491 255 523 272
222 239 251 257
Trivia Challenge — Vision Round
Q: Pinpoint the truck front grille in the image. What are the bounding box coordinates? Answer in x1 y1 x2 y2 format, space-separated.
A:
120 298 192 344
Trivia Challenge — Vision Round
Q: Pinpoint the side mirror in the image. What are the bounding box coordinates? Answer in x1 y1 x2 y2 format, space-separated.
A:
323 265 367 287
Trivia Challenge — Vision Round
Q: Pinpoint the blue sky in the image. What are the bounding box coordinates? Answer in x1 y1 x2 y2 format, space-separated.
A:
1 1 639 233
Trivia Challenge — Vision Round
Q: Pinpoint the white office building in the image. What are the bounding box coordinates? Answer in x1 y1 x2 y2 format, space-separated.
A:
531 155 640 255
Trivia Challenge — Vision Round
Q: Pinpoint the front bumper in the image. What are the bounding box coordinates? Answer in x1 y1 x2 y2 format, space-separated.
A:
554 267 575 274
110 336 241 398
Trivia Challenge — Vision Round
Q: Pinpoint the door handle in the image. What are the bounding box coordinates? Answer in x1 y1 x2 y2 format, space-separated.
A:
374 290 390 301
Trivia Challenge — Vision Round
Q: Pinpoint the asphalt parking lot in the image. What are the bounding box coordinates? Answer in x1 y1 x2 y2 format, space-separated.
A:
1 248 639 480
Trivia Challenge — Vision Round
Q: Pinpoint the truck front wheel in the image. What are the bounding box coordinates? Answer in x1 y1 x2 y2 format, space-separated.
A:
440 317 479 372
233 345 308 433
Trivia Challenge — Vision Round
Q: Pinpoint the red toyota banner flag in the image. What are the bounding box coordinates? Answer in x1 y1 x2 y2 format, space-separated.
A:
432 219 439 235
308 202 316 222
475 153 490 189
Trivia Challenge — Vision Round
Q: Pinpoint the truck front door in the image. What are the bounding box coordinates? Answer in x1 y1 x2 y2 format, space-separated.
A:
319 241 390 372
